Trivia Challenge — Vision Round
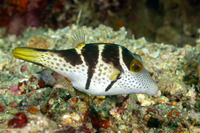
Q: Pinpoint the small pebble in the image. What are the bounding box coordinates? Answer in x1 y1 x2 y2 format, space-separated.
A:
49 98 54 105
20 65 27 72
149 51 160 58
0 103 5 112
142 48 149 54
166 45 175 52
119 125 127 130
9 84 20 95
8 112 28 128
27 106 40 114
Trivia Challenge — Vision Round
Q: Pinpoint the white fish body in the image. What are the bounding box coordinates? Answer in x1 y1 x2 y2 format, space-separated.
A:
12 30 159 96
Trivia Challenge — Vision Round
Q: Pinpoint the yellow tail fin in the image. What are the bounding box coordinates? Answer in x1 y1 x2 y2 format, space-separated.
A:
12 47 44 64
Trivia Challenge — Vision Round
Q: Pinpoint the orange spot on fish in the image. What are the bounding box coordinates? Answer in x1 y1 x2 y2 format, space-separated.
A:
76 42 85 49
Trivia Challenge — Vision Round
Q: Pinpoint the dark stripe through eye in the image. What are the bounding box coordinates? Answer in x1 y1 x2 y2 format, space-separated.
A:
121 47 134 70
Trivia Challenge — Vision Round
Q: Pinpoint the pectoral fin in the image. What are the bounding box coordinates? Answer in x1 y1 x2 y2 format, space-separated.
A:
109 68 120 80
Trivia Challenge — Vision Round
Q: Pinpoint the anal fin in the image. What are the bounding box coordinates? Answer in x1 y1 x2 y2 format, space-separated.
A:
64 77 71 82
54 77 72 89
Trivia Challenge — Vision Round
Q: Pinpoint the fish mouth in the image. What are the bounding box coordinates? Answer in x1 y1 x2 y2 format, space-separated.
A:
148 84 159 95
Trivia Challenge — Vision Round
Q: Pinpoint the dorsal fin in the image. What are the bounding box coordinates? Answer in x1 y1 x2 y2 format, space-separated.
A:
68 29 85 49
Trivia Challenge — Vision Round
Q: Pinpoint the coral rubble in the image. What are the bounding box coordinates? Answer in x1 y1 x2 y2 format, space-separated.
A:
0 25 199 132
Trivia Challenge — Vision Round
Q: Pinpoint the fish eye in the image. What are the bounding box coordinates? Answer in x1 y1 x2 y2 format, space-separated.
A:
130 59 143 72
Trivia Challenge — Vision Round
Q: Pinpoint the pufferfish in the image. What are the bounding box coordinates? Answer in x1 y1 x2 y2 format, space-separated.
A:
12 30 159 96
